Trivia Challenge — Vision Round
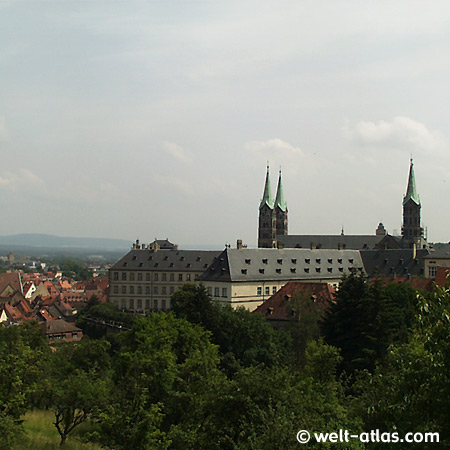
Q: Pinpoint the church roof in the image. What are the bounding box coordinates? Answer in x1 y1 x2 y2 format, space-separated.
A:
278 234 385 250
403 159 420 205
260 166 274 209
275 170 287 211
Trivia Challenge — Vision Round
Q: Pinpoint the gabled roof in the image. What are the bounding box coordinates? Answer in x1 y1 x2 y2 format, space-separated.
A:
253 281 334 322
42 319 81 335
259 165 274 209
278 234 385 250
0 272 22 295
424 244 450 259
403 159 420 205
360 248 430 278
199 248 364 282
110 249 221 272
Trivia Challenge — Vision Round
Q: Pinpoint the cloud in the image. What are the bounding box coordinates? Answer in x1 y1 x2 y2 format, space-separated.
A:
0 169 45 192
245 138 303 158
343 117 448 154
162 141 192 163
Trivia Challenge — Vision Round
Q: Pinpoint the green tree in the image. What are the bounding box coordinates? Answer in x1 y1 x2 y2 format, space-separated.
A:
99 313 220 450
0 322 49 449
322 273 416 376
44 339 112 448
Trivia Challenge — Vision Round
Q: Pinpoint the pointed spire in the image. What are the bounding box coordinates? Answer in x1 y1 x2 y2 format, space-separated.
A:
275 169 287 211
259 164 274 209
403 158 420 205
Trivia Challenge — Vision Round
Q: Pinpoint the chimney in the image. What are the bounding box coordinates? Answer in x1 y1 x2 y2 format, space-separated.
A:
236 239 243 250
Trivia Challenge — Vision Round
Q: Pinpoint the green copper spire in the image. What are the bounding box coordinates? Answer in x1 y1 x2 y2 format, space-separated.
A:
275 169 287 211
260 165 274 209
403 159 420 205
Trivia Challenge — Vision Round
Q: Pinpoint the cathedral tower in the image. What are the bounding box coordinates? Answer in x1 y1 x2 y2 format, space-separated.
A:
275 169 288 237
258 165 277 248
401 159 425 248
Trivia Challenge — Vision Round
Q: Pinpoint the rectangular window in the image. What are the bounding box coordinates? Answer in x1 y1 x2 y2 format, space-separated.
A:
265 286 270 295
113 286 118 294
138 273 143 281
194 274 199 280
146 273 150 281
145 299 150 310
162 273 167 281
178 274 183 281
154 286 158 294
130 273 135 281
429 266 437 277
207 287 212 296
121 299 126 309
153 299 158 310
121 272 127 281
162 287 166 295
121 286 126 294
257 287 262 295
129 286 134 294
170 273 174 281
214 287 220 297
272 286 277 294
170 286 174 294
129 299 134 309
137 299 142 310
145 286 150 294
137 286 142 294
186 274 191 281
162 299 166 311
222 288 227 298
113 272 119 281
154 273 159 281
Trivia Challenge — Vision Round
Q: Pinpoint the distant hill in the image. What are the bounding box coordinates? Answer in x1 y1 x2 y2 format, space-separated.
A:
0 234 131 251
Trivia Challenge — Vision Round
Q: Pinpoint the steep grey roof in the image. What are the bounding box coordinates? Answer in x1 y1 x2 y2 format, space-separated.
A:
278 234 384 250
199 248 364 282
110 249 221 272
424 244 450 260
360 249 430 277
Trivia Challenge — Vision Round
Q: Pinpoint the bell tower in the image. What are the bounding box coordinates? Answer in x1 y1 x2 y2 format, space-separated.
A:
275 169 288 237
401 159 426 249
258 165 277 248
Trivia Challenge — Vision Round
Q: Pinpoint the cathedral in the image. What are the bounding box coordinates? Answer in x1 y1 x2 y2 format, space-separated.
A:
258 160 427 250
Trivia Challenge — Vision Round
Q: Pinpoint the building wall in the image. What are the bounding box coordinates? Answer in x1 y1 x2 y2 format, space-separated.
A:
109 269 203 312
424 258 450 278
203 278 340 312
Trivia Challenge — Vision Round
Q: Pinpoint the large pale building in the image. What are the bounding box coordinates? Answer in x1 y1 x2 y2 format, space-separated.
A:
198 243 364 311
109 239 220 312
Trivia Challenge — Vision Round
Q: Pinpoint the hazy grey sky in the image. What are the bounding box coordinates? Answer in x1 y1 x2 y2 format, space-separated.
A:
1 1 450 247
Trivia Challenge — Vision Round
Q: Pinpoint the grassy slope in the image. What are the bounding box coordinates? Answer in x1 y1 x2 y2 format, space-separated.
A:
12 410 103 450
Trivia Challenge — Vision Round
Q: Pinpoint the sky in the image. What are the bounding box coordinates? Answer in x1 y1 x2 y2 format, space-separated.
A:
1 1 450 248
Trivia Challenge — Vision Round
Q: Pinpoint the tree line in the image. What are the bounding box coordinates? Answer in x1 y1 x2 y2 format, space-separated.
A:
1 274 449 449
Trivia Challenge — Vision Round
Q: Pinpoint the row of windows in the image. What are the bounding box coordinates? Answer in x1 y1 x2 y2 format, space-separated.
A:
113 272 195 282
245 258 351 265
257 286 278 296
206 287 228 298
113 285 175 295
118 298 167 311
241 267 345 275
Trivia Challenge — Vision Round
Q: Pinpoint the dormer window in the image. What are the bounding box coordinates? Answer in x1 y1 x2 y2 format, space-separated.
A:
132 256 137 260
245 259 251 264
277 259 283 264
339 267 344 272
290 268 296 273
291 259 297 264
276 268 282 274
316 267 321 273
316 259 321 264
304 268 310 273
327 268 332 273
186 263 191 268
259 269 265 274
337 258 343 264
328 258 333 264
349 258 354 264
262 258 268 264
305 259 310 264
241 269 247 274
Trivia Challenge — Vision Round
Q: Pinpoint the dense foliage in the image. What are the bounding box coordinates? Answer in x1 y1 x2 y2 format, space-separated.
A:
1 276 448 449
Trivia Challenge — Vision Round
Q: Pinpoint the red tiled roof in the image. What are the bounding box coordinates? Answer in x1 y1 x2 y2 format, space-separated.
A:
253 282 334 322
0 272 22 295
